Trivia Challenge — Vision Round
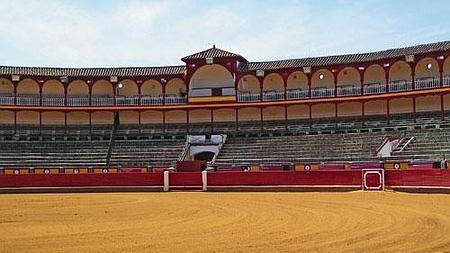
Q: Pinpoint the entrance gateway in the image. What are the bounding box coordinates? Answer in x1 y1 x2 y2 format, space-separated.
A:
362 169 385 191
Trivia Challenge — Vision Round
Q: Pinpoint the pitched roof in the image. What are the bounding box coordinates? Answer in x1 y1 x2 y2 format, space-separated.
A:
181 46 246 61
0 65 185 77
239 40 450 72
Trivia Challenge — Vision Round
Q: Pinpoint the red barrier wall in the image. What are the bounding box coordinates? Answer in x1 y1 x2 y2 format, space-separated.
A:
385 170 450 187
207 171 362 186
170 172 202 186
1 170 449 190
0 173 164 188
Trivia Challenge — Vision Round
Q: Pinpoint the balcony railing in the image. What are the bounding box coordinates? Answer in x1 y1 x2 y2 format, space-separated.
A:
116 96 139 106
263 90 284 101
414 78 440 90
364 83 386 94
286 89 309 99
67 96 89 106
336 86 361 96
0 77 449 107
0 94 14 105
388 81 413 93
17 95 40 106
165 96 187 104
443 76 450 87
237 92 261 102
42 96 65 106
311 87 334 98
141 96 163 105
91 96 114 106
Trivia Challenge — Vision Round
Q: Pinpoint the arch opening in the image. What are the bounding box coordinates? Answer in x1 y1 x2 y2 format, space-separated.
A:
189 64 234 97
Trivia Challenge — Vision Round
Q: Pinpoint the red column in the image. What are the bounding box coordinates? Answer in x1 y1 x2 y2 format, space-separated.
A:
335 103 338 128
210 109 214 132
361 101 365 126
309 104 312 128
235 108 239 131
39 83 43 106
283 75 288 100
412 97 416 124
113 83 117 106
384 66 390 92
259 78 264 102
39 111 42 134
186 110 190 133
64 84 68 106
138 84 142 106
89 111 92 135
410 62 416 90
13 81 18 105
441 95 445 121
14 110 17 134
359 69 365 95
88 84 93 106
284 105 288 130
162 84 166 105
162 110 166 133
138 110 142 129
307 74 312 98
260 107 263 131
333 71 338 97
386 100 390 125
439 61 444 87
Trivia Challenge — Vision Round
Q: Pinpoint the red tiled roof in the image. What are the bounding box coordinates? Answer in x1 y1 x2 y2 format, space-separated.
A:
0 65 185 77
181 46 246 61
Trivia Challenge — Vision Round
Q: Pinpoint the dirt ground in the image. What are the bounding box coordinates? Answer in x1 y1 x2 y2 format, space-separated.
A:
1 191 450 253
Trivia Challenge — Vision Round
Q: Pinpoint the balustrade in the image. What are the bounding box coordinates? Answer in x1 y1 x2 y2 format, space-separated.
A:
1 77 449 106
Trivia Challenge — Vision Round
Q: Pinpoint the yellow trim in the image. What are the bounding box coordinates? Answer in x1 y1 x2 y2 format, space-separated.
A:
188 96 236 103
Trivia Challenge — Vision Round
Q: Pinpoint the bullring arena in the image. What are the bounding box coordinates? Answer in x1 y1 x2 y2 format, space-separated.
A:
2 41 450 252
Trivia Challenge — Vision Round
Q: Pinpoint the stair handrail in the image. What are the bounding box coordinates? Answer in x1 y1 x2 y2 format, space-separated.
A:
105 111 120 167
397 136 415 153
211 134 227 165
177 137 190 161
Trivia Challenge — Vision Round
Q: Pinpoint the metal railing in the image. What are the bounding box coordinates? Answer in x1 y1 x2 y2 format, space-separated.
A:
286 89 309 99
414 78 440 90
336 86 361 96
311 87 334 98
67 96 89 106
364 83 386 94
443 76 450 87
17 95 40 106
41 96 65 106
116 96 139 106
165 96 187 105
141 96 163 105
1 77 449 107
237 92 260 102
91 96 114 106
0 94 14 105
263 90 284 101
388 81 413 93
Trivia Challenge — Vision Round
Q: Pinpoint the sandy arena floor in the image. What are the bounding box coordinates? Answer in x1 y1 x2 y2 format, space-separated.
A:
1 191 450 253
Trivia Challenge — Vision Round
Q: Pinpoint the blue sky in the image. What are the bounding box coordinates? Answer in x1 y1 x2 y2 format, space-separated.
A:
0 0 449 67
